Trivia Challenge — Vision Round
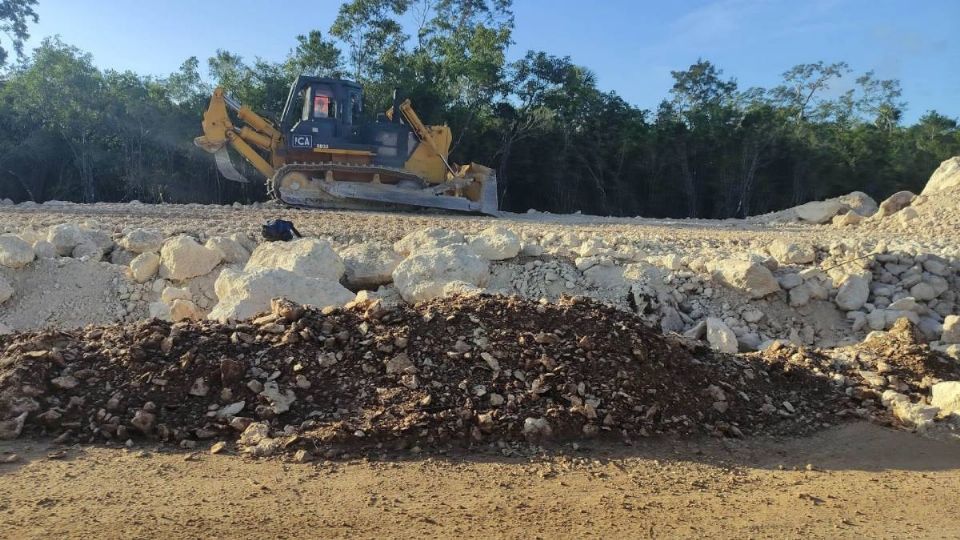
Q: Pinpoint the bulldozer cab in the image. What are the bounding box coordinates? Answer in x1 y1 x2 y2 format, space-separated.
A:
279 76 412 169
280 76 365 150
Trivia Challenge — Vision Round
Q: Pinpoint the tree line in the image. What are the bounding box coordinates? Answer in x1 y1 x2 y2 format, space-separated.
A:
0 0 958 217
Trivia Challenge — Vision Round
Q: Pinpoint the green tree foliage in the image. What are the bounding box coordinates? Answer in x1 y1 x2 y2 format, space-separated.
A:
0 0 37 66
1 1 959 216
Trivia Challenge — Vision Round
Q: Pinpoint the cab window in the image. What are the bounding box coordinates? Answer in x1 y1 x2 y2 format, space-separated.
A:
313 88 336 119
300 87 312 122
345 92 362 124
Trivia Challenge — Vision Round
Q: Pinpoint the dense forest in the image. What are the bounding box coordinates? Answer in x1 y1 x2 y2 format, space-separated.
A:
0 0 958 217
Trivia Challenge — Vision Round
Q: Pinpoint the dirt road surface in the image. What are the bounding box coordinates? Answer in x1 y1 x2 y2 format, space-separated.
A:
1 422 958 539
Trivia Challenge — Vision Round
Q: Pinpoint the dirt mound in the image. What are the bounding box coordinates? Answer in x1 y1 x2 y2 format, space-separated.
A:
0 295 859 456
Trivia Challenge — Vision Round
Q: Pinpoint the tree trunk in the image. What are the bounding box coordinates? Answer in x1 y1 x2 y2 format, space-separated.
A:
675 139 697 218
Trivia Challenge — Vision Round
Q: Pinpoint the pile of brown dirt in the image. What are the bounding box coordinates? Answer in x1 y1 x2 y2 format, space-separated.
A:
0 295 858 457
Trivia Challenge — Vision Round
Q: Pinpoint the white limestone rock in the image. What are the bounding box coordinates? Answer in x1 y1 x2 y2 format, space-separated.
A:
129 252 160 283
706 317 738 354
46 223 87 256
931 381 960 416
768 240 815 265
340 242 402 288
208 267 354 322
393 227 465 257
875 191 915 218
159 235 223 281
709 259 780 298
943 315 960 344
921 156 960 195
245 237 344 282
891 400 939 431
468 226 521 261
835 275 870 311
161 286 192 304
392 244 490 303
118 228 165 254
835 191 878 216
794 200 844 224
0 234 35 268
205 236 251 264
170 299 203 321
832 210 864 227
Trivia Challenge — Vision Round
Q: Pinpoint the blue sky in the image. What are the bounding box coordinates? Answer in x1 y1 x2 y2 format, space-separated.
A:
21 0 960 122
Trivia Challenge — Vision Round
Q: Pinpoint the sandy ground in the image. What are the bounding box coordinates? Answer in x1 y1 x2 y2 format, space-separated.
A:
0 422 958 539
0 202 925 249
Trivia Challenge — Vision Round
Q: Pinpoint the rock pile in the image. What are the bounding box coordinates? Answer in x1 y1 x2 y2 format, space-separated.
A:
0 295 860 454
759 318 960 433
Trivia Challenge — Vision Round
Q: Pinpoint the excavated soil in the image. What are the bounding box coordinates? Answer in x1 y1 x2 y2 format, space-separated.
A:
0 295 865 457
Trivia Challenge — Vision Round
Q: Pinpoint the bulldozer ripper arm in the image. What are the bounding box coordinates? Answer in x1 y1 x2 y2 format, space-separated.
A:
195 87 279 182
196 88 280 152
226 131 276 179
235 105 280 141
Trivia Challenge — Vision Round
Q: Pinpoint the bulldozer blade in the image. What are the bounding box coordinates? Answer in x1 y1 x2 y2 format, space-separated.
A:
212 147 250 183
314 176 499 216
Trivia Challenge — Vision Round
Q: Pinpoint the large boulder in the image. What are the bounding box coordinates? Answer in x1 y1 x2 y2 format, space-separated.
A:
794 200 844 224
393 227 465 257
834 191 878 217
875 191 915 218
392 244 490 303
835 275 870 311
205 236 251 264
921 156 960 195
340 242 402 288
706 318 738 353
208 268 354 322
468 226 521 261
709 259 780 298
119 228 165 254
245 238 344 281
159 235 223 281
0 275 12 303
0 235 35 268
46 223 87 256
767 240 815 265
129 252 160 283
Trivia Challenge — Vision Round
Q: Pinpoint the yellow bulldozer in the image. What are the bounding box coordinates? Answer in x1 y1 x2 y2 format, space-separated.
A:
194 76 498 214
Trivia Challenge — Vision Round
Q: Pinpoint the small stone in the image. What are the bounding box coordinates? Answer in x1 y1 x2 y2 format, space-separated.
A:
51 375 79 390
189 377 210 397
292 449 313 463
220 358 246 385
941 315 959 344
130 410 156 434
706 317 738 354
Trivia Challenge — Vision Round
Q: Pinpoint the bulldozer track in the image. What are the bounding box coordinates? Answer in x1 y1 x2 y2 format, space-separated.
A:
266 161 429 210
